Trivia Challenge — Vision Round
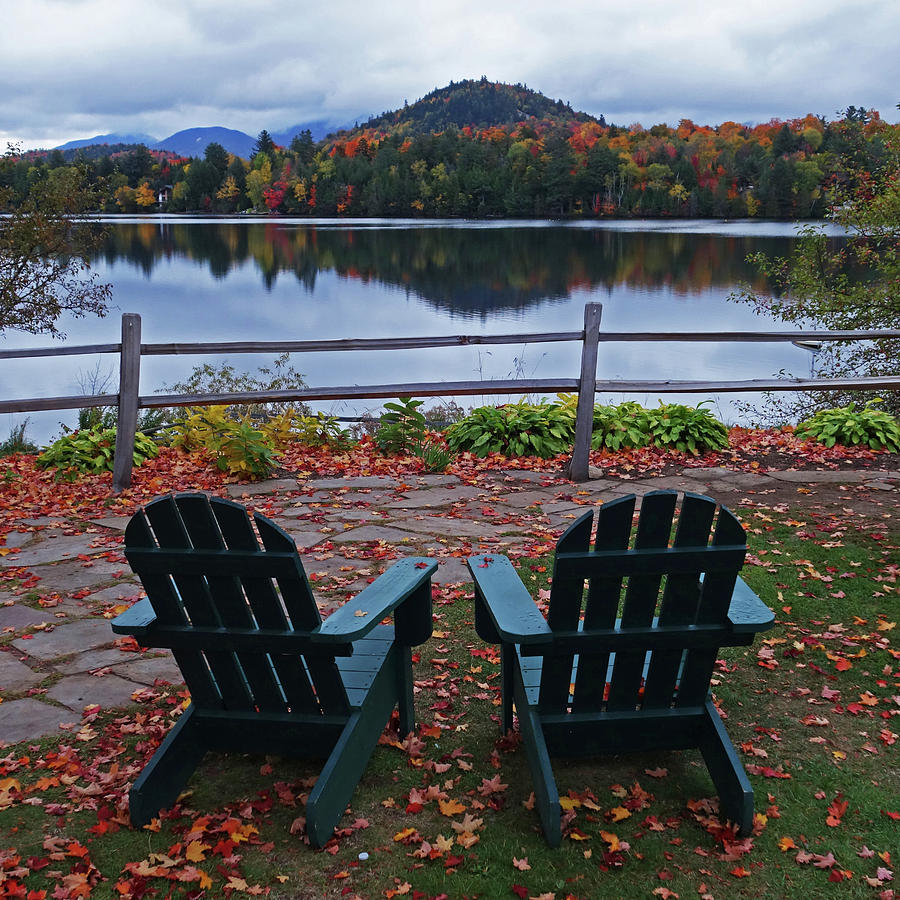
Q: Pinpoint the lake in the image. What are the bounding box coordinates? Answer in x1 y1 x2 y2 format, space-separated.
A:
2 217 830 444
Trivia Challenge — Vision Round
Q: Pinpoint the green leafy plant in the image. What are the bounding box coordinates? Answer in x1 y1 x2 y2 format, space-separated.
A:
164 354 310 419
555 394 651 451
795 399 900 451
168 406 279 479
412 439 455 473
37 426 159 480
446 402 572 458
292 412 354 449
0 419 38 457
375 398 429 453
643 401 730 455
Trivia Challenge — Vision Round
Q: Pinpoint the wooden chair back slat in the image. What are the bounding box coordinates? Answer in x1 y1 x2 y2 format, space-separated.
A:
143 497 254 708
676 507 746 706
126 494 350 718
641 493 717 709
606 491 678 710
572 495 635 712
124 509 222 708
255 513 349 716
538 512 593 712
211 500 320 713
540 491 749 716
173 495 287 713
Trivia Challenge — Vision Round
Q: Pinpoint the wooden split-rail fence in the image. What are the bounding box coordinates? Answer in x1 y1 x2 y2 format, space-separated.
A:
1 304 898 491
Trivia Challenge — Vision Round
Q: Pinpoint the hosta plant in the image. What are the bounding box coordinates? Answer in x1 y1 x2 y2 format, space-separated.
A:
37 426 159 481
795 399 900 451
446 402 572 458
643 401 730 455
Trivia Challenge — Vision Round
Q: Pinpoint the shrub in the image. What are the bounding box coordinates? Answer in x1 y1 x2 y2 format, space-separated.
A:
37 426 159 480
556 395 651 451
446 402 572 458
168 406 279 479
0 420 38 457
164 354 310 419
375 398 429 453
643 401 729 455
292 412 354 449
795 399 900 451
412 439 455 473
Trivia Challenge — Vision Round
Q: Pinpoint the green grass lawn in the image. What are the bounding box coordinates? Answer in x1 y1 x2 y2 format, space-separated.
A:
1 504 897 899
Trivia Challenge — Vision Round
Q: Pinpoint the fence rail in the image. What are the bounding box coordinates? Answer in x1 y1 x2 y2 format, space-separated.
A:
2 306 898 491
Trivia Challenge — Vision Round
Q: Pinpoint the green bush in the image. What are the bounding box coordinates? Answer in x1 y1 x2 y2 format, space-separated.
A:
643 401 730 455
375 398 429 453
446 402 572 458
412 439 455 473
795 399 900 451
292 412 354 449
37 426 159 480
168 406 280 479
0 420 38 457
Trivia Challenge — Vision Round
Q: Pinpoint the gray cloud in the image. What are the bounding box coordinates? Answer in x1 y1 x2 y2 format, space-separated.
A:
3 0 898 149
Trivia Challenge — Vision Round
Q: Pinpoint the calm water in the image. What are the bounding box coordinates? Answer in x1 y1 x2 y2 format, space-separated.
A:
3 218 831 443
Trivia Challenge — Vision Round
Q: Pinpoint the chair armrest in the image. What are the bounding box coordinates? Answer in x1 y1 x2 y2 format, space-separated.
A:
468 554 552 645
314 557 437 643
111 597 157 636
727 576 775 633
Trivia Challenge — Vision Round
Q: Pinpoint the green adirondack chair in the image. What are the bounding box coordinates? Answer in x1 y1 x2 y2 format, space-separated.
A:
468 490 774 846
112 492 436 847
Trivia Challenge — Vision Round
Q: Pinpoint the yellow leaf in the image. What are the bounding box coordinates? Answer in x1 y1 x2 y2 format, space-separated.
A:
608 806 631 822
393 827 417 842
439 798 467 817
185 841 210 862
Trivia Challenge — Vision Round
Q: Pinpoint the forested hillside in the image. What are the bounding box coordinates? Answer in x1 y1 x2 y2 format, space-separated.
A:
2 80 894 219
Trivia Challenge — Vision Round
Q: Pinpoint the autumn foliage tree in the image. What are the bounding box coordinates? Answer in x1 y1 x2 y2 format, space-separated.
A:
0 152 111 336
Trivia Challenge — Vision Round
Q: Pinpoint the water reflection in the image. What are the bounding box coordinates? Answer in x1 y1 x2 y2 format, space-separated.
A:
96 222 786 314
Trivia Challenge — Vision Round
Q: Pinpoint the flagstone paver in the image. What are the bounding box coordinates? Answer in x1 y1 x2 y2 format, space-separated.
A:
47 672 144 711
384 485 485 508
12 618 119 661
111 654 183 686
0 698 74 742
0 651 45 693
0 534 102 568
0 603 58 631
21 559 127 595
1 465 896 747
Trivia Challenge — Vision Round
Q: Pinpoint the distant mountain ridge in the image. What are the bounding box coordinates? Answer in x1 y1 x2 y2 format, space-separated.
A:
52 121 348 158
56 132 159 150
46 80 599 158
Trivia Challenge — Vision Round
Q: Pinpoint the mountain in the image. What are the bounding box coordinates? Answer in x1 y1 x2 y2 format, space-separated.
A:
153 126 256 158
271 118 352 146
359 78 599 135
55 131 158 150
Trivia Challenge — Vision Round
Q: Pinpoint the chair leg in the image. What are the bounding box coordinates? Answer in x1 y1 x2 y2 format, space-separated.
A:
500 643 515 734
129 706 206 827
396 645 415 736
306 664 397 848
514 675 562 847
698 699 754 834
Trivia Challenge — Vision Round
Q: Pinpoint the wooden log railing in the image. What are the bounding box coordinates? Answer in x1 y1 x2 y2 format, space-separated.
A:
1 305 899 491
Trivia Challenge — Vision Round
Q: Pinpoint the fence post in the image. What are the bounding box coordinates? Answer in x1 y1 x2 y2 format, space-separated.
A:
567 303 603 482
112 313 141 493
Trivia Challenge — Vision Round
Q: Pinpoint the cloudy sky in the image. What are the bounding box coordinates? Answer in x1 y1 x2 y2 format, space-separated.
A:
4 0 899 150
